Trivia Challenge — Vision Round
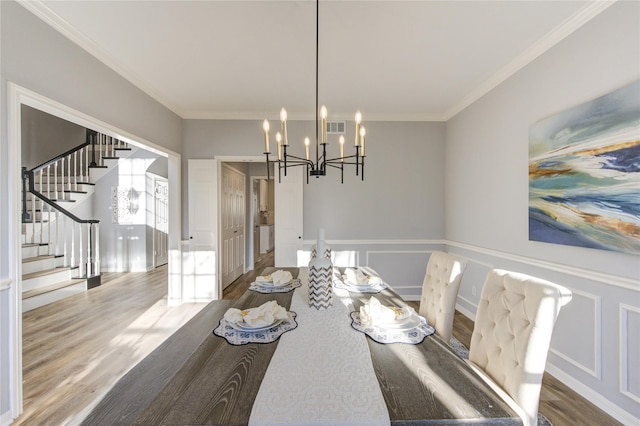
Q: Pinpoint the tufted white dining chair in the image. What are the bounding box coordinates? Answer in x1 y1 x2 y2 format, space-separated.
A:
418 251 466 344
467 269 572 426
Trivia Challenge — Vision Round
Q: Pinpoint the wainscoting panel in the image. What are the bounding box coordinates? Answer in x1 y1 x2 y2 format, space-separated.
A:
550 289 601 379
302 240 444 300
446 241 640 425
620 304 640 403
366 251 431 300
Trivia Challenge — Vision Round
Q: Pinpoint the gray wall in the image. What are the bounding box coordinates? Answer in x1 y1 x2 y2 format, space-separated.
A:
182 119 446 294
182 119 445 240
0 1 182 420
94 149 161 272
445 1 640 422
21 105 86 169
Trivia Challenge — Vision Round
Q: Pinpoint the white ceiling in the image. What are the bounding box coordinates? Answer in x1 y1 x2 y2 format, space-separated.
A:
23 1 613 121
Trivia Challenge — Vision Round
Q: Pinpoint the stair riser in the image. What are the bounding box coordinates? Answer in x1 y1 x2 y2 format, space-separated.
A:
22 245 43 258
22 269 71 292
23 281 87 312
22 257 56 275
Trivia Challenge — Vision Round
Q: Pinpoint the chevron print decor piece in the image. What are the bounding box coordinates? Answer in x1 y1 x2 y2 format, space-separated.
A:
310 244 332 260
308 256 333 310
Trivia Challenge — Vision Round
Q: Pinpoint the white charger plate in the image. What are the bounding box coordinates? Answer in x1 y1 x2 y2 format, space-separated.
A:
229 319 283 332
376 312 422 330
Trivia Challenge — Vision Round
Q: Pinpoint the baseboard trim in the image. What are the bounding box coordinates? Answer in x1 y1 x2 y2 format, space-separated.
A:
1 409 13 426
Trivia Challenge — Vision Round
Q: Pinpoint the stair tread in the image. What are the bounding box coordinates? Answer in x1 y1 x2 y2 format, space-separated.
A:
113 147 132 151
23 267 70 281
88 165 108 169
22 254 55 263
22 278 86 300
101 156 120 160
63 190 88 194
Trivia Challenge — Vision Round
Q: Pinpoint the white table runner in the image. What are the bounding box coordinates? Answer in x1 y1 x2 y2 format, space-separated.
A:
249 268 390 426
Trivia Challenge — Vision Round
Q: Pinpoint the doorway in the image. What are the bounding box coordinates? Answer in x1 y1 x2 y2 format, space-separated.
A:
7 83 182 418
220 163 246 289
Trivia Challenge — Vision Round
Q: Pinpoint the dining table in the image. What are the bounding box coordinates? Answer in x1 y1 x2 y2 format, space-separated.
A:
81 266 522 425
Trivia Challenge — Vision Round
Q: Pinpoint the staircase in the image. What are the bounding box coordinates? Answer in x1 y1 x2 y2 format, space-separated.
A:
21 130 131 311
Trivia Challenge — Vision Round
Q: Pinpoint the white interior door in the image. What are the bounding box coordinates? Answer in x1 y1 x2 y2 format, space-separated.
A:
274 166 303 266
188 159 219 246
221 164 245 288
187 159 219 300
153 178 169 267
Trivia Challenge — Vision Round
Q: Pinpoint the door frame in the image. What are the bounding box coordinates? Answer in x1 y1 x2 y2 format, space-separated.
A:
213 155 266 280
250 174 269 269
150 173 169 269
6 83 182 418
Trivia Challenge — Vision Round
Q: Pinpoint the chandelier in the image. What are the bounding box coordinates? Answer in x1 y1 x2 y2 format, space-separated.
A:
262 0 366 184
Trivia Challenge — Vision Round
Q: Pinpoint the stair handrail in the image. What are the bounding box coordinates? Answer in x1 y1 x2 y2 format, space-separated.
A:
23 168 98 225
29 140 91 173
20 129 111 281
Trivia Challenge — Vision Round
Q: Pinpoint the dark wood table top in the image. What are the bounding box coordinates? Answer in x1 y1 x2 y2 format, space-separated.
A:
83 267 521 426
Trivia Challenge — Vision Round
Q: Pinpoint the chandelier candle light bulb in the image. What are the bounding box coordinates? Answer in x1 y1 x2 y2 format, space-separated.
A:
280 108 288 146
360 127 366 157
263 120 270 153
276 132 282 160
321 105 328 145
355 111 362 146
339 135 345 161
305 137 310 160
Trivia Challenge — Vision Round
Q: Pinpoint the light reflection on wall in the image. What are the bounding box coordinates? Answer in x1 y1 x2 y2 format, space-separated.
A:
114 158 156 225
296 250 359 267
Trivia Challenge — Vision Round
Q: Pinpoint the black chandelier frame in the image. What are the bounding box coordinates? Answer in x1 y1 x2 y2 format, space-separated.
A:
263 0 365 184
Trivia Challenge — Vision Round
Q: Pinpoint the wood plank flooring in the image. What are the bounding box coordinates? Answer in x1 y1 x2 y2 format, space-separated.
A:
407 302 622 426
15 251 619 426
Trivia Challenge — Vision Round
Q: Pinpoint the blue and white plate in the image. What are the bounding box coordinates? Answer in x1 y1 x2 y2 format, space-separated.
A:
249 279 301 294
214 311 298 345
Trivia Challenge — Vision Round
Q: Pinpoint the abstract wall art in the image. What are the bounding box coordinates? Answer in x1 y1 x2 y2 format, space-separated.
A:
529 80 640 255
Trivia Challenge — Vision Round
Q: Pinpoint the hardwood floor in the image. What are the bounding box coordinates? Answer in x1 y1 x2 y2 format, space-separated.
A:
15 254 275 426
15 251 618 426
407 302 622 426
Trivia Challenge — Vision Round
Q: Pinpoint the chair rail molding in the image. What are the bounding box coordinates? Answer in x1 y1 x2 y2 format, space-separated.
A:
446 240 639 291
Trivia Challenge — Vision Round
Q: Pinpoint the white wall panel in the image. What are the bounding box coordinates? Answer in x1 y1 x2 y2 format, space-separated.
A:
620 304 640 403
551 289 601 379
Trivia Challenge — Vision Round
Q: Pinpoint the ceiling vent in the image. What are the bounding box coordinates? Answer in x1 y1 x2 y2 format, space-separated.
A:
326 121 346 134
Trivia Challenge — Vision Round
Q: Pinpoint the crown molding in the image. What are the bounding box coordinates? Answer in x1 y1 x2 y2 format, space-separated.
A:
18 0 616 123
183 111 447 122
443 0 618 121
17 0 185 117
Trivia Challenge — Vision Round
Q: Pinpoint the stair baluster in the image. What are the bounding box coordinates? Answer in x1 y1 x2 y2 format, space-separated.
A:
73 151 77 192
54 162 59 201
22 132 133 310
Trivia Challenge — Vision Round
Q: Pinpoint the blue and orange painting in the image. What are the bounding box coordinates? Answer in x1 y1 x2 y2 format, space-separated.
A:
529 80 640 255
